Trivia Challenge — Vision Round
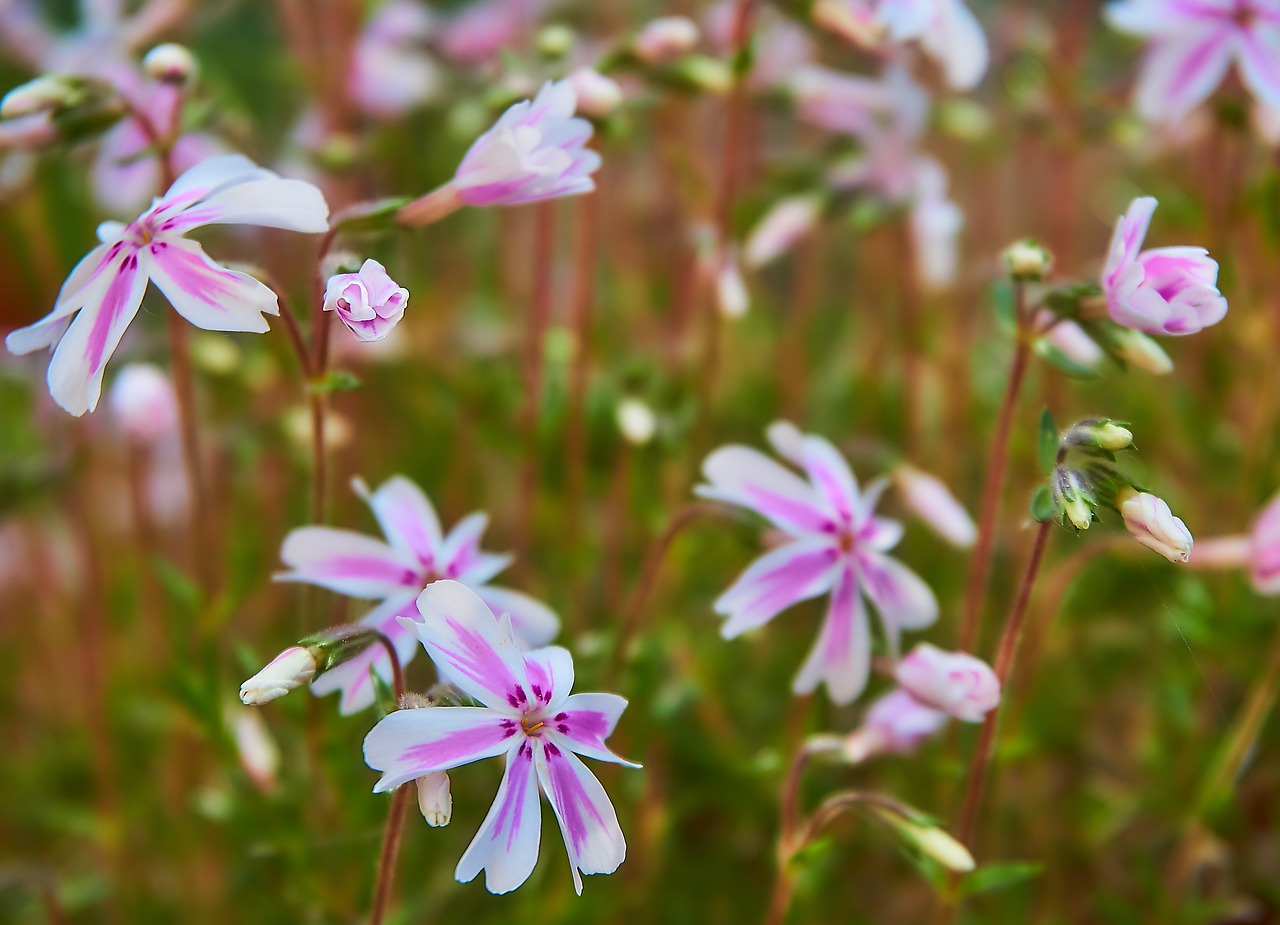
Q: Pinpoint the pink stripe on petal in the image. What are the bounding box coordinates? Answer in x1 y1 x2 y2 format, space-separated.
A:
363 706 515 791
792 567 871 705
534 740 626 895
455 741 542 894
715 539 840 638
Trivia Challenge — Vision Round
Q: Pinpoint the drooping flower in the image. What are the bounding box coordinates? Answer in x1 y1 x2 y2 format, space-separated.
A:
323 259 409 342
891 465 976 549
5 154 329 415
363 580 637 894
1107 0 1280 124
277 475 559 714
698 422 939 704
1101 196 1227 336
1116 486 1194 563
811 0 989 91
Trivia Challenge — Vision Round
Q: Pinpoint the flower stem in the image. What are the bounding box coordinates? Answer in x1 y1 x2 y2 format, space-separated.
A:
368 784 411 925
166 312 211 589
957 281 1032 653
309 228 338 525
954 518 1053 853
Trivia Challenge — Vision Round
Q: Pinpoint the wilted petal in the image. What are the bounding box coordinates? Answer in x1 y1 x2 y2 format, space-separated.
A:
147 238 279 332
715 538 840 638
534 739 626 896
277 526 419 598
455 741 541 893
793 566 871 704
363 706 517 792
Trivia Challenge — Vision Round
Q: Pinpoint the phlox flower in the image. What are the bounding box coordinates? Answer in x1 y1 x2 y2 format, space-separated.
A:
1116 487 1194 563
812 0 988 91
323 259 409 342
698 422 939 704
364 580 637 894
5 154 329 415
1107 0 1280 124
1102 196 1227 336
277 475 559 714
348 0 440 120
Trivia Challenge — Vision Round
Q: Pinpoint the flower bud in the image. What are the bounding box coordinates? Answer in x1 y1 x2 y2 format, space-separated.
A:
1002 239 1052 282
1104 325 1174 375
891 465 976 549
108 363 178 443
535 24 576 58
667 55 732 94
1059 470 1094 531
895 644 999 722
569 67 623 118
873 810 975 872
1066 419 1133 451
716 253 749 319
616 397 657 446
415 771 452 826
143 43 198 86
228 706 280 794
324 258 409 342
633 16 699 63
1116 486 1193 563
1 75 83 119
239 646 320 705
1034 314 1104 369
744 195 822 268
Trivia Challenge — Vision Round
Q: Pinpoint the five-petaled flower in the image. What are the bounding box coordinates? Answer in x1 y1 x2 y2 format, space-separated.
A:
1101 196 1227 336
276 475 559 714
1107 0 1280 124
364 580 638 894
697 422 939 704
5 154 329 416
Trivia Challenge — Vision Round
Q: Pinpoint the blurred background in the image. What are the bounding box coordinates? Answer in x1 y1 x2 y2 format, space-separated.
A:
2 0 1279 922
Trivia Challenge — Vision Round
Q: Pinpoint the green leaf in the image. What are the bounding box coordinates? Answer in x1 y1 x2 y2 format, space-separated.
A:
959 861 1045 897
1037 408 1059 474
309 370 362 394
1029 484 1056 522
151 556 202 613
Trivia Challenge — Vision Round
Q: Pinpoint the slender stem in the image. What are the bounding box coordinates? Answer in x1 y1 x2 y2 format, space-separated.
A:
167 313 210 588
565 191 600 608
954 519 1053 851
514 202 557 564
957 282 1032 653
368 784 411 925
309 229 338 525
275 294 313 378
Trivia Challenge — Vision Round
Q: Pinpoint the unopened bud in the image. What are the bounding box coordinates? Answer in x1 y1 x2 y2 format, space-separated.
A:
415 771 452 826
616 397 657 445
716 253 749 318
892 465 976 548
744 195 822 268
569 67 623 118
143 43 197 86
1067 419 1133 451
228 706 280 794
535 24 575 59
668 55 732 94
1057 469 1094 531
1105 326 1173 375
1 75 83 119
1116 486 1193 563
1002 239 1052 282
239 646 320 705
633 16 699 64
874 811 975 872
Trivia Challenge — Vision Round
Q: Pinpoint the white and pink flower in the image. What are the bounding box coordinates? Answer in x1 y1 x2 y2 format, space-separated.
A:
1116 487 1194 563
1189 489 1280 592
5 154 329 415
323 259 409 342
1101 196 1227 336
363 580 636 894
698 422 939 704
276 475 559 714
1107 0 1280 124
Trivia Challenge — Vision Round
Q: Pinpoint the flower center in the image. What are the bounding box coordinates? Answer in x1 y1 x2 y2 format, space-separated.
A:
1234 1 1257 27
838 531 856 554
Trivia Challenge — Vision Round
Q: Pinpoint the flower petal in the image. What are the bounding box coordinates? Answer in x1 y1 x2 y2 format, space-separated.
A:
310 595 421 715
919 0 989 90
523 645 574 711
46 248 149 416
5 240 119 356
697 444 836 535
715 538 840 638
534 739 626 896
792 566 871 705
551 693 640 768
1237 23 1280 109
441 512 512 584
360 475 444 570
857 551 939 655
1133 28 1235 123
147 238 279 332
363 706 517 792
409 579 530 712
276 526 419 598
472 584 560 649
455 740 542 894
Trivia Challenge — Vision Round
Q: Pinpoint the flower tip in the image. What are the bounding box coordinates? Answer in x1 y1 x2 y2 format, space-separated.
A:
239 646 319 706
143 43 198 86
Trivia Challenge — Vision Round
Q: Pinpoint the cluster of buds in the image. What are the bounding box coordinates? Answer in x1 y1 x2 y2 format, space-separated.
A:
1032 415 1193 562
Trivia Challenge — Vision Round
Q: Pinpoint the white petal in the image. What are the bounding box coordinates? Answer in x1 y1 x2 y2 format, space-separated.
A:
363 706 516 792
147 238 279 333
456 741 542 894
276 526 419 598
472 584 560 648
534 739 627 895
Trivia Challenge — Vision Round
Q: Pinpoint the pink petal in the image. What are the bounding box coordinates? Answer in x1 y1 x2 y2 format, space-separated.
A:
714 538 841 638
455 740 542 894
697 444 837 535
472 584 560 649
6 240 121 356
792 567 871 705
440 512 511 583
534 739 626 895
856 551 940 655
277 526 420 598
1237 23 1280 109
551 693 639 767
523 645 574 711
363 706 517 792
767 422 862 526
1134 28 1235 123
147 238 279 332
361 475 443 571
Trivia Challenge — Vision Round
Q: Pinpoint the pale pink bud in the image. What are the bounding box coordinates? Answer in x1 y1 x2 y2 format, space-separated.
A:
415 770 452 826
844 688 949 760
744 195 821 268
634 16 700 63
569 68 623 118
229 707 280 794
892 465 976 549
323 259 408 342
894 643 1000 723
1251 492 1280 593
1035 313 1104 369
716 253 749 319
1117 487 1193 563
239 646 320 705
108 363 178 443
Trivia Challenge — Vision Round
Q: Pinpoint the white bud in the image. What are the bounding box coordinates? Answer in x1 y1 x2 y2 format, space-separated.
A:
108 363 178 443
897 818 976 872
143 43 197 86
229 707 280 794
569 68 624 118
1116 487 1193 563
716 254 749 319
1 75 81 119
239 646 319 705
616 398 657 445
1002 239 1052 281
415 771 452 826
634 16 699 63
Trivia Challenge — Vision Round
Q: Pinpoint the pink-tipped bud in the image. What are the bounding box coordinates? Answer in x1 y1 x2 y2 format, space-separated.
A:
143 43 197 86
634 16 700 63
239 646 320 705
1116 487 1193 563
744 195 821 268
